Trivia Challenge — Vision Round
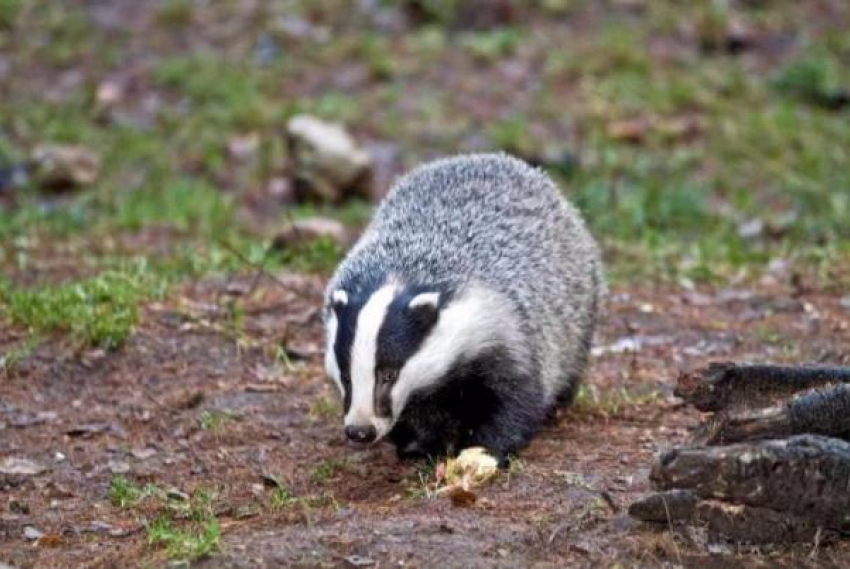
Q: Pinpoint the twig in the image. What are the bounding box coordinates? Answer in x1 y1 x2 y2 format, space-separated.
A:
217 239 291 293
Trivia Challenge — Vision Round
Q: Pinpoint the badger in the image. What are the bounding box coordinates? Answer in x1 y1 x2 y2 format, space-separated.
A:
323 153 603 463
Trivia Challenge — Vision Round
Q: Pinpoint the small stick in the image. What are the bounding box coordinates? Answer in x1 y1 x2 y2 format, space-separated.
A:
217 240 291 293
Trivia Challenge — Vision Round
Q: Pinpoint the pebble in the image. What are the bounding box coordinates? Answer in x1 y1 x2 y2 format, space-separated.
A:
23 526 44 541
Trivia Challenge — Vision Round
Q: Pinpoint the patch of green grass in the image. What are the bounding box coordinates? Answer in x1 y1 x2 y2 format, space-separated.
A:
265 476 338 511
36 4 94 67
0 337 37 377
112 178 234 234
169 487 217 522
571 384 662 418
109 476 163 508
153 53 273 132
269 484 298 510
358 33 397 80
154 54 259 112
276 237 344 274
0 262 167 349
488 114 535 157
155 0 193 28
309 397 341 422
310 458 347 484
0 0 22 28
287 199 373 227
460 28 522 62
292 92 362 124
404 458 439 500
147 517 220 562
197 410 237 432
772 55 847 109
111 476 221 560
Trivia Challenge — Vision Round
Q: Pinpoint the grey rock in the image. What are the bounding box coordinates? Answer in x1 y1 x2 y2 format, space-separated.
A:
286 115 373 203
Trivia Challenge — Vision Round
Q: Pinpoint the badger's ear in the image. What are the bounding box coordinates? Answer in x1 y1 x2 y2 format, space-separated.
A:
330 290 348 312
407 292 440 327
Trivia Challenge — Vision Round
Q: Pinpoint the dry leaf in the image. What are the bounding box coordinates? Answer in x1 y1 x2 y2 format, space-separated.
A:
446 486 477 508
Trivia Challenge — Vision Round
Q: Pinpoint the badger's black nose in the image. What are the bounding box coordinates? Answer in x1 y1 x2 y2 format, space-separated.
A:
345 425 377 443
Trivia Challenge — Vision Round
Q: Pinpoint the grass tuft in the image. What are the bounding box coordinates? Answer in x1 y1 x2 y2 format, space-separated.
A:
147 517 221 561
0 263 166 350
197 410 237 432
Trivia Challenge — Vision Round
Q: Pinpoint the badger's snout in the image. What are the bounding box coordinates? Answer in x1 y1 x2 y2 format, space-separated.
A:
345 424 377 444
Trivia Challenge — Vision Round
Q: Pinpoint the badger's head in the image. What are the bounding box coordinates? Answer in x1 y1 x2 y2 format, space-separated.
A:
323 280 501 445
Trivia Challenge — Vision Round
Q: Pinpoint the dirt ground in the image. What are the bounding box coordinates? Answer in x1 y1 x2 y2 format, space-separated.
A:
3 272 849 567
2 1 850 566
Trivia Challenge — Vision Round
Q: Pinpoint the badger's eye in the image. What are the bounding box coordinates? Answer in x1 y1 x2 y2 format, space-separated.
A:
377 369 398 385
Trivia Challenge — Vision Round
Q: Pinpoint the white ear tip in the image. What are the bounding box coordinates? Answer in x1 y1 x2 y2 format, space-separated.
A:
409 292 440 310
332 290 348 306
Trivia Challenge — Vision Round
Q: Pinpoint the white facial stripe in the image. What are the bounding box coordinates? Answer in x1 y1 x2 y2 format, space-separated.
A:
324 311 343 396
332 289 348 306
345 283 398 438
391 285 523 419
409 292 440 309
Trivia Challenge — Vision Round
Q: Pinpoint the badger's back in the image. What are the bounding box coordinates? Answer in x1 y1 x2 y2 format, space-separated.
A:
330 153 602 404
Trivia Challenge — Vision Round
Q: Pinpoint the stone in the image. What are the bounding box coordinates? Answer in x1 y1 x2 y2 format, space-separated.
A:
286 115 373 203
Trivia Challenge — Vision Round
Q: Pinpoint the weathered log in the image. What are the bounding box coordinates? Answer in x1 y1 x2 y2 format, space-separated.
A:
628 489 699 523
695 384 850 445
696 500 840 544
651 435 850 530
675 363 850 412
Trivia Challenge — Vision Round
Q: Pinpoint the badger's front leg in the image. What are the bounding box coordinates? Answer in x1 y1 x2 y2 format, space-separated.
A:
459 374 550 466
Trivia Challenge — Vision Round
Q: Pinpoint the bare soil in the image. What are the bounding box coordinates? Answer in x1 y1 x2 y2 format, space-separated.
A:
2 273 849 567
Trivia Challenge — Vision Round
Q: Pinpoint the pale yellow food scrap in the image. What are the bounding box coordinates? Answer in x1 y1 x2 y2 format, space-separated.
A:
440 447 499 492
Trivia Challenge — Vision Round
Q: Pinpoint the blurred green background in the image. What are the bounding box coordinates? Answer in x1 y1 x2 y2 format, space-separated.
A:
0 0 848 348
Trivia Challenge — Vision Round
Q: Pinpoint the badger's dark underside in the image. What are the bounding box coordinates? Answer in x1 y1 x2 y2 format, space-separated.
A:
387 348 580 464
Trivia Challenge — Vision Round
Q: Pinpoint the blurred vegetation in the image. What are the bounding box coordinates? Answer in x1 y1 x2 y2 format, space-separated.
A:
0 0 848 348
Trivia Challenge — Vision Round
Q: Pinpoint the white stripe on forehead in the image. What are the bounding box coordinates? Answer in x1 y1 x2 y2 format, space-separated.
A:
345 282 398 429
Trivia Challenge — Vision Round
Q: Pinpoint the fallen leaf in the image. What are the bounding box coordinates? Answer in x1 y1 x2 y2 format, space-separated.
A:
36 533 64 547
446 486 477 508
130 447 157 460
607 119 648 143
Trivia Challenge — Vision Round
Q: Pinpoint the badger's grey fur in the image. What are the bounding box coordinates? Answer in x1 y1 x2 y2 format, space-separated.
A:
323 153 603 462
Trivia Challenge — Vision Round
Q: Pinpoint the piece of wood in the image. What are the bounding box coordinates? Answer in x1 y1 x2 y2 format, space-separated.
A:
696 500 839 544
650 435 850 531
675 363 850 412
628 489 699 523
694 384 850 445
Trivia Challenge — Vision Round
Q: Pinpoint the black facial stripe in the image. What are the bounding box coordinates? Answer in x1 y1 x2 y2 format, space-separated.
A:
375 289 441 369
331 276 384 413
373 285 451 416
333 302 357 413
